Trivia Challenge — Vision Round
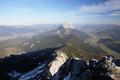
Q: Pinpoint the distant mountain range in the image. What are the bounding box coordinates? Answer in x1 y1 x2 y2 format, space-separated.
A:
0 47 120 80
0 23 120 58
0 23 120 80
0 24 58 36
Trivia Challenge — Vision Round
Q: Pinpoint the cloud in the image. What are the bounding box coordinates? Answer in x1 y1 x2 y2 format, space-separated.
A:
56 0 120 18
77 0 120 24
108 11 120 16
79 0 120 14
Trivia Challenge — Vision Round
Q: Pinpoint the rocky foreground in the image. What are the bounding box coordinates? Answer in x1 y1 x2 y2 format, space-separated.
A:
11 51 120 80
53 53 120 80
6 50 120 80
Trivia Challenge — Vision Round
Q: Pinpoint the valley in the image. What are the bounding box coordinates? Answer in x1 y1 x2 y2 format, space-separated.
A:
0 23 120 59
0 23 120 80
1 0 120 79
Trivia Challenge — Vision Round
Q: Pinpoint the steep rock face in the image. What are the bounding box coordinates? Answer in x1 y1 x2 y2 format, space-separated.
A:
56 22 76 37
49 51 68 76
7 50 120 80
17 50 68 80
53 58 88 80
89 55 120 80
62 22 75 29
52 55 120 80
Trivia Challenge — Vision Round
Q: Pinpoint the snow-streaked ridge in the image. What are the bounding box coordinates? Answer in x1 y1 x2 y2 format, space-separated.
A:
49 50 68 76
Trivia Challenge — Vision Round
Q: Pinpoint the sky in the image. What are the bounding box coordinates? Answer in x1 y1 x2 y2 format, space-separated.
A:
0 0 120 25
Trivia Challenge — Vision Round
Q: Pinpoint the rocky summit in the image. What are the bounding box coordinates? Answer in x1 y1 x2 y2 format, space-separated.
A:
7 50 120 80
53 55 120 80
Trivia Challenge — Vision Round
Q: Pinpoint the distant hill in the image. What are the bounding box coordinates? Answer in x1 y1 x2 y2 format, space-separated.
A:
0 24 120 80
23 23 109 59
0 24 120 58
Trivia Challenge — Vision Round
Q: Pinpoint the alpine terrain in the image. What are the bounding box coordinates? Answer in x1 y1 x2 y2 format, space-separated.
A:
0 23 120 80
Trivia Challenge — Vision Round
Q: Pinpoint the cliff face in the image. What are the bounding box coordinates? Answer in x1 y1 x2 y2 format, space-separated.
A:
53 55 120 80
17 50 68 80
6 50 120 80
49 51 68 76
49 51 120 80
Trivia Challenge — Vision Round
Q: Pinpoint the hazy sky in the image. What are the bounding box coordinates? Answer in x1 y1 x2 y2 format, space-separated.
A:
0 0 120 25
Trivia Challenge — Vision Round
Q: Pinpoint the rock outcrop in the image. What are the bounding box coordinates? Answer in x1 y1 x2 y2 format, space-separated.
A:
8 50 120 80
53 55 120 80
18 50 68 80
49 51 68 76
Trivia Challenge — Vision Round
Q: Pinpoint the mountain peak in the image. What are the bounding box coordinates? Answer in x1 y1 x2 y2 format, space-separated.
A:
62 21 75 29
55 22 75 36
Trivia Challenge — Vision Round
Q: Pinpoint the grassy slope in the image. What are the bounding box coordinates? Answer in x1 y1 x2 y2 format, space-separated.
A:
60 44 103 60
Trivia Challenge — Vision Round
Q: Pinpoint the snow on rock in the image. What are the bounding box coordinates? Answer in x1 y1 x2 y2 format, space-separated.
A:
62 21 75 29
8 51 120 80
53 58 88 80
8 70 21 78
49 50 68 76
53 55 120 80
19 64 46 80
30 43 34 48
56 22 76 37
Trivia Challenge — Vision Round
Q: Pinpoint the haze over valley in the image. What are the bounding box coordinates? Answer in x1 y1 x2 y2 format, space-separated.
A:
0 0 120 80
